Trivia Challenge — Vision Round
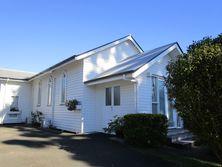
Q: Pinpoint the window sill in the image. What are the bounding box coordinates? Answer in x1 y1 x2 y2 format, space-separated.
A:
8 111 21 114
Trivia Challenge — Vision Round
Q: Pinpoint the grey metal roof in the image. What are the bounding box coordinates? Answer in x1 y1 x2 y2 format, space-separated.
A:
85 42 179 83
0 68 36 81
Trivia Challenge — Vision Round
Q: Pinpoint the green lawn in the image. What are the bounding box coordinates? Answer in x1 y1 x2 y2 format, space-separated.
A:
134 146 221 167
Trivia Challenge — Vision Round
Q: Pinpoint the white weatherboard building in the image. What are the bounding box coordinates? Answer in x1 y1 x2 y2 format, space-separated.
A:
0 35 183 133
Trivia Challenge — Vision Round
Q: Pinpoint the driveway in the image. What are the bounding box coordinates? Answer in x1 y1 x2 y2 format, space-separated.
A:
0 125 173 167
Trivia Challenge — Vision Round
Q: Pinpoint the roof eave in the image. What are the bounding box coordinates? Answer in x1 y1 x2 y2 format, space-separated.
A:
84 71 134 85
132 43 183 78
29 35 143 81
0 77 29 82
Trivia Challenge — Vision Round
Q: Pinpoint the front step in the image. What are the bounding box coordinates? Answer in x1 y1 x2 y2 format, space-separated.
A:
167 128 193 143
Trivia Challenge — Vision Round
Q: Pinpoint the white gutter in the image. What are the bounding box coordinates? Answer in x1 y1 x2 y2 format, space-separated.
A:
122 74 137 82
0 78 28 83
29 58 77 81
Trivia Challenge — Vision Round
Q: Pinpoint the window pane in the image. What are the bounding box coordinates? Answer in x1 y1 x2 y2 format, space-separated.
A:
11 96 19 110
168 101 174 127
105 88 112 106
38 81 41 105
158 80 165 115
152 103 158 114
61 74 66 103
114 86 120 106
48 79 52 105
152 77 157 102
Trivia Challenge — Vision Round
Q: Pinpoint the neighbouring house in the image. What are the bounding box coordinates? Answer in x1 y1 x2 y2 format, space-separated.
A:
0 35 183 134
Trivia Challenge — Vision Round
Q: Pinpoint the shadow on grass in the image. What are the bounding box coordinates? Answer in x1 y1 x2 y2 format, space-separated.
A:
1 125 221 167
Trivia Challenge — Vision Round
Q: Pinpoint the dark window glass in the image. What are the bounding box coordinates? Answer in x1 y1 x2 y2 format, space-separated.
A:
105 87 112 106
114 86 120 106
158 80 165 115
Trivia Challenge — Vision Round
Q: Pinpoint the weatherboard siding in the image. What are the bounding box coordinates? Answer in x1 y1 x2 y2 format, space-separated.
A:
83 40 140 82
136 54 170 113
32 61 84 133
0 81 32 124
95 80 135 132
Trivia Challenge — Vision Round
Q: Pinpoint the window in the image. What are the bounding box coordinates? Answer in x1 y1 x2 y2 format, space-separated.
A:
158 80 166 115
152 76 158 114
151 76 166 114
61 72 66 104
10 96 19 111
37 81 42 106
114 86 120 106
47 77 53 106
168 100 175 127
105 87 112 106
105 86 121 106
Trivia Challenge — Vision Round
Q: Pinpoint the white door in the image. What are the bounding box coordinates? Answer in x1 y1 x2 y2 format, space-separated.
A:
103 86 121 128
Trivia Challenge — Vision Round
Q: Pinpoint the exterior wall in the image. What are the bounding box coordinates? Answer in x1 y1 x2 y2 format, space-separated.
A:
0 80 32 124
82 40 140 132
83 40 139 81
94 80 135 132
31 40 140 133
136 53 170 113
32 61 84 133
136 53 181 128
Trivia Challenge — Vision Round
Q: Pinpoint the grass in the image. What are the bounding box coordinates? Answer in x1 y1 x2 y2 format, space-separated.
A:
133 146 221 167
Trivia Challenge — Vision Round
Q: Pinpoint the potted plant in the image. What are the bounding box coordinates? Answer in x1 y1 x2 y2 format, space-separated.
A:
31 111 43 127
65 99 81 111
10 107 19 112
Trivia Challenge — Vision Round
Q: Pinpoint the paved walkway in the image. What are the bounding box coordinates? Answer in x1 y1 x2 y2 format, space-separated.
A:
0 125 172 167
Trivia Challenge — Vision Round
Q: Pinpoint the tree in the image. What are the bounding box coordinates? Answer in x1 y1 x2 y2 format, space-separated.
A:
165 34 222 162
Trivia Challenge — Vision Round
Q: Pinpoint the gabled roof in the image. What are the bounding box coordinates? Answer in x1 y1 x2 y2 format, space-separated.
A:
29 35 143 80
85 42 182 83
0 68 36 81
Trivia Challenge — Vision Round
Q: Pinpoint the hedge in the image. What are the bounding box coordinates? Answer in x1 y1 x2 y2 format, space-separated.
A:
123 113 168 147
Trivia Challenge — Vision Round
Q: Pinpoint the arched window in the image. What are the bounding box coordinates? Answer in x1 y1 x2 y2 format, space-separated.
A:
61 72 67 104
47 77 53 106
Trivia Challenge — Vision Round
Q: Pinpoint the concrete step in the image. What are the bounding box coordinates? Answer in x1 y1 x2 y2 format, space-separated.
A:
167 128 193 143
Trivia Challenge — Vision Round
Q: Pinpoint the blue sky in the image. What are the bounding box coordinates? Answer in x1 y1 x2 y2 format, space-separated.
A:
0 0 221 72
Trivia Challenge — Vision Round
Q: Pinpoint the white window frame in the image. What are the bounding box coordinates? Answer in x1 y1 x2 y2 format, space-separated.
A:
60 72 67 105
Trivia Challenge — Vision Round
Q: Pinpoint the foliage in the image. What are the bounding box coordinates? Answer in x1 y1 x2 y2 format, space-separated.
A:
104 115 124 138
65 99 80 111
123 113 168 147
10 107 19 112
31 111 43 127
165 34 222 162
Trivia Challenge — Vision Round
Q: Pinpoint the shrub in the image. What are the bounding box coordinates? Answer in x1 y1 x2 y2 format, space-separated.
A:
166 34 222 162
123 113 168 147
104 115 124 138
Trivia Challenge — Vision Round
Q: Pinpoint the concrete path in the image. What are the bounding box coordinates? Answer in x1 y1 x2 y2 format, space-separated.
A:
0 125 172 167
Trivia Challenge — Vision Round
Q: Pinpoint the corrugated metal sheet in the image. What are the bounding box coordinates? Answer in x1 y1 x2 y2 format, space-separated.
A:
88 42 177 81
0 68 36 80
